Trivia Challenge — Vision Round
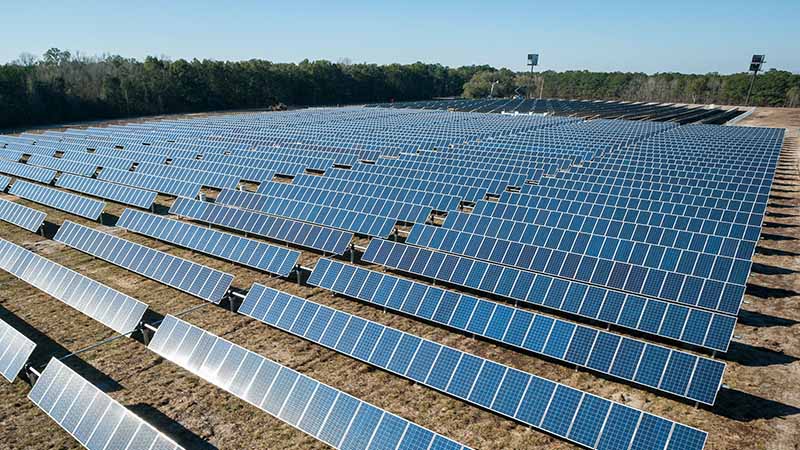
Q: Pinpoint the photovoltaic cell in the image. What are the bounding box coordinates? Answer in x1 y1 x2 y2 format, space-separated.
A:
117 208 300 276
239 285 707 450
0 238 147 334
29 358 185 450
0 318 36 382
149 314 470 450
0 160 56 184
54 221 233 303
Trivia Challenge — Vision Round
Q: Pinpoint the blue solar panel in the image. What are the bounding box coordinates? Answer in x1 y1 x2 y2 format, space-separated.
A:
216 190 396 238
9 180 105 220
0 318 36 382
149 314 471 450
98 168 201 198
169 197 352 255
0 238 147 334
0 175 9 191
0 198 46 232
0 160 56 184
362 239 736 353
56 174 157 209
54 221 233 303
26 154 98 177
60 151 134 170
136 162 241 189
225 186 433 224
29 358 185 450
308 258 725 405
117 208 300 276
407 223 746 316
239 284 707 450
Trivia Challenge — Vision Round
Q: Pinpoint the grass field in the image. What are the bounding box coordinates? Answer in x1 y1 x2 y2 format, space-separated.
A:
0 107 798 450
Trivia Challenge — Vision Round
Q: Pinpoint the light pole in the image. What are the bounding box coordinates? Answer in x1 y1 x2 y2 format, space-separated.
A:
527 54 539 100
746 54 765 106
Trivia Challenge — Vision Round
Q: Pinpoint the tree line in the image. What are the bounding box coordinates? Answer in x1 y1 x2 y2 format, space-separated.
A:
1 48 798 130
0 49 490 130
464 69 800 107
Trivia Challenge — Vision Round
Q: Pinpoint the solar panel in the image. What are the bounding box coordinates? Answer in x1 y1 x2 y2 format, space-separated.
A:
26 154 98 177
0 318 36 382
0 160 56 184
0 174 10 191
60 151 134 170
149 314 470 450
362 239 736 353
98 168 201 198
56 174 158 209
9 180 105 221
215 190 397 238
29 358 185 450
407 223 746 317
136 161 241 189
308 258 725 405
254 181 436 223
221 187 433 225
169 197 352 255
117 209 300 276
239 284 707 450
0 148 23 162
0 198 46 232
54 221 234 303
0 238 147 334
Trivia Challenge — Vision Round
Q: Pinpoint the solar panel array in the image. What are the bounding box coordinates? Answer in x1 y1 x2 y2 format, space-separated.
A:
0 160 56 184
0 197 47 232
0 318 36 382
9 180 106 220
0 238 147 334
116 208 300 276
240 284 708 450
29 358 185 450
149 314 471 450
56 174 158 209
54 221 233 303
0 174 11 191
169 197 353 255
308 258 725 405
0 107 784 449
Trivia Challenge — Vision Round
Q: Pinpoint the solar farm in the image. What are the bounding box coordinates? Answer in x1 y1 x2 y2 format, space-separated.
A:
0 105 798 450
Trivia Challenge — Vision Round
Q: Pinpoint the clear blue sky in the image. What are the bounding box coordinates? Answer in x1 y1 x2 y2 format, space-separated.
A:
2 0 797 74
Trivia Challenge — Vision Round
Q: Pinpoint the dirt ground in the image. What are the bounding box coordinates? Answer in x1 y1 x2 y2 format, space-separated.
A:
0 107 799 450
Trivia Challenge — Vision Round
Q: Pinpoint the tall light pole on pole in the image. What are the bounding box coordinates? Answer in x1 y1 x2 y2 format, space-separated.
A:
527 53 539 100
746 54 765 106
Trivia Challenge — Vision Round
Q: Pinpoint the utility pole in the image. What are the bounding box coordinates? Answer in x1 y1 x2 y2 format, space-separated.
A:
746 54 766 106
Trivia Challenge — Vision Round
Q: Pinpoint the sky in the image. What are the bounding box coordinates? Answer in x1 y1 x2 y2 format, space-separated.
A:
2 0 797 74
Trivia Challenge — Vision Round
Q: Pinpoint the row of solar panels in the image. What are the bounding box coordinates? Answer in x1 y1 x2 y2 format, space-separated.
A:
0 246 469 450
